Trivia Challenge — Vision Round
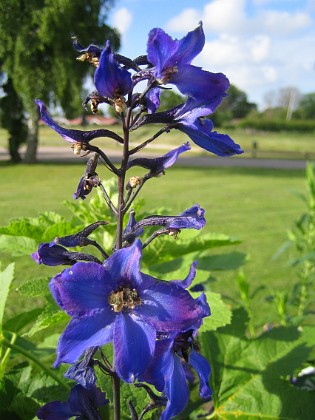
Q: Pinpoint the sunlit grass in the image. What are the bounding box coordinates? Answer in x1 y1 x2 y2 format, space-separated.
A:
0 162 307 326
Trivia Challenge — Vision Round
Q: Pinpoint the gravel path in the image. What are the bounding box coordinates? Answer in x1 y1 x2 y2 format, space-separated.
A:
0 146 312 169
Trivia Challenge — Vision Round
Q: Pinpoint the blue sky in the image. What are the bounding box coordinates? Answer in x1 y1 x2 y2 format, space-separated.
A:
107 0 315 108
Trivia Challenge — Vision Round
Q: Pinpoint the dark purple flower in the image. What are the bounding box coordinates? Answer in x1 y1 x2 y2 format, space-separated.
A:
122 210 144 245
140 330 211 420
135 204 206 231
94 41 132 100
49 240 209 383
127 142 191 175
32 243 102 266
72 38 102 67
35 99 123 147
36 384 108 420
147 22 229 102
132 97 243 157
64 347 98 389
50 222 107 248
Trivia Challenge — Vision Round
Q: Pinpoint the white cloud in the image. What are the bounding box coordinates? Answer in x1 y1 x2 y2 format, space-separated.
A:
263 10 311 35
202 0 247 33
112 8 133 36
166 8 200 32
164 0 315 107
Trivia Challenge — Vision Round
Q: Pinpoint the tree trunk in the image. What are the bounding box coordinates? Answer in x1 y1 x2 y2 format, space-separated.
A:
24 111 39 163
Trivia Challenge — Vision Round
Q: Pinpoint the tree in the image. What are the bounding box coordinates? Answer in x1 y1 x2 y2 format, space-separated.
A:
294 92 315 119
212 84 257 126
0 0 120 162
0 75 28 162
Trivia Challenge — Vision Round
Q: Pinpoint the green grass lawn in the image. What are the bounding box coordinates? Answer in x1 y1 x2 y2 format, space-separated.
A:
1 125 314 159
0 161 307 328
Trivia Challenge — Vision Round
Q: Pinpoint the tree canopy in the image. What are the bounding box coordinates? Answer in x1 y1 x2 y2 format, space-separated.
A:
0 0 120 161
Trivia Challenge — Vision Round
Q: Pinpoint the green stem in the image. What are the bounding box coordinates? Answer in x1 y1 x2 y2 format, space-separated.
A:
0 331 17 369
0 333 69 391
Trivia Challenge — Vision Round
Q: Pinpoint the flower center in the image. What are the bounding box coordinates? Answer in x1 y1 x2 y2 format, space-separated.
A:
158 65 178 84
108 287 141 313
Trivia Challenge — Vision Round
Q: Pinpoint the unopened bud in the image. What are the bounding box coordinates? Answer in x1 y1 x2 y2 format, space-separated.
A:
127 176 142 189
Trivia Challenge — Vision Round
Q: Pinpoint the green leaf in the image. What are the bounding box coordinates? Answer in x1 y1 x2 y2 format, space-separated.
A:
26 296 69 337
3 308 43 333
0 235 37 256
0 263 14 330
201 308 315 419
142 231 241 267
193 292 232 332
18 277 50 297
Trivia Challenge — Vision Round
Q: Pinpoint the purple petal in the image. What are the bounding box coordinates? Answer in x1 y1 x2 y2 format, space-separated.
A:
103 240 143 288
172 261 197 289
161 354 189 420
68 385 108 413
174 22 205 66
127 142 191 174
35 99 117 144
179 119 243 156
170 64 230 101
113 313 156 382
94 41 132 98
190 349 212 399
36 401 74 420
146 86 161 113
137 278 208 332
50 262 112 317
147 28 179 78
139 337 174 391
55 314 113 367
175 96 224 124
167 204 206 230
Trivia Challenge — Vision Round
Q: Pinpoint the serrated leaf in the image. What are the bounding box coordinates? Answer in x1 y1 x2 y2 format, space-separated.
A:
0 218 44 241
192 292 232 332
3 308 43 333
0 235 37 256
42 221 78 243
142 232 241 267
0 263 14 329
18 277 50 297
201 309 315 419
26 298 69 337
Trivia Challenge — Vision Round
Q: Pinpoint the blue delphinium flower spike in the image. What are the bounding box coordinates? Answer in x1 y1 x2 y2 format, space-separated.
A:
94 41 132 105
64 347 98 390
140 330 211 420
31 243 102 266
35 100 123 150
49 240 209 383
36 384 108 420
132 97 243 157
147 22 229 102
127 142 191 176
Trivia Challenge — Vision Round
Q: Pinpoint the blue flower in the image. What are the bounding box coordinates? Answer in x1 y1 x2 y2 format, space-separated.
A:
36 384 108 420
94 41 132 101
133 204 206 231
147 22 229 102
132 97 243 157
64 347 98 390
35 100 123 148
49 240 209 383
140 330 212 420
127 142 190 176
122 210 144 246
32 243 102 266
